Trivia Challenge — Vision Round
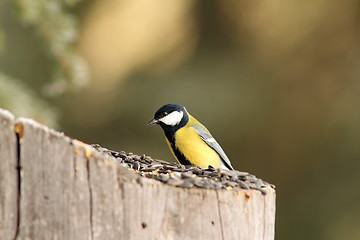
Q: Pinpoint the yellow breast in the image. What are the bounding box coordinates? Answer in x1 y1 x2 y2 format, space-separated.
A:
173 124 220 168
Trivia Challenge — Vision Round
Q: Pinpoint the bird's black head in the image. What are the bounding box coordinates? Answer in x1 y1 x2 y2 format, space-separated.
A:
148 103 189 135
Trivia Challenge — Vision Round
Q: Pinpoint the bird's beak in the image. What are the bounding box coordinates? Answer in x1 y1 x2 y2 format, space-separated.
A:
147 118 159 126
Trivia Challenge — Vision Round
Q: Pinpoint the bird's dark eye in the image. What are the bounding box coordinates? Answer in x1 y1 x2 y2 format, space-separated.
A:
157 111 169 119
160 112 168 118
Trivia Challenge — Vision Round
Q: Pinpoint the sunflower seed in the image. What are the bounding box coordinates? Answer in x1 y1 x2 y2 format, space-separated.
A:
167 179 183 186
91 144 275 194
180 171 193 178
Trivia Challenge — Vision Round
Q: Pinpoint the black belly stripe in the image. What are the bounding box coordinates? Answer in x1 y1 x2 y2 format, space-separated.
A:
170 142 192 166
162 124 193 166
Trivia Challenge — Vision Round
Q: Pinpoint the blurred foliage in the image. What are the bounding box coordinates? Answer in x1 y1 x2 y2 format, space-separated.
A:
1 0 360 240
0 73 58 126
14 0 89 95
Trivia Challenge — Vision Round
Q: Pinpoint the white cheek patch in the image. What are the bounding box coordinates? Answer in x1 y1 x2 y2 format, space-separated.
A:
159 111 184 126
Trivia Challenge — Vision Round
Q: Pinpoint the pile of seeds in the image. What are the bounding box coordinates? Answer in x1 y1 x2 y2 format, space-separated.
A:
91 144 275 195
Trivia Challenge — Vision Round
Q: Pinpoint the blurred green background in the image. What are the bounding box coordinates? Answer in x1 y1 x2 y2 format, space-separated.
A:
1 0 360 239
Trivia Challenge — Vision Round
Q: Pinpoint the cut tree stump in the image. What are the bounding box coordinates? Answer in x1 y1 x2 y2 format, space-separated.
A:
0 109 18 240
0 108 276 240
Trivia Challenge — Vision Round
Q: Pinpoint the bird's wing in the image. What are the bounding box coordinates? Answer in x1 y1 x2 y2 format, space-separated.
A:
191 124 234 170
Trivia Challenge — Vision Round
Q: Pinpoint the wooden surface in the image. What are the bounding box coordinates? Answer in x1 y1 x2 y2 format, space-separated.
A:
0 108 276 240
0 109 18 240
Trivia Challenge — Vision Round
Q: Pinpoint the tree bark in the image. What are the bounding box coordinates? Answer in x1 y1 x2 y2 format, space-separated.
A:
0 108 276 240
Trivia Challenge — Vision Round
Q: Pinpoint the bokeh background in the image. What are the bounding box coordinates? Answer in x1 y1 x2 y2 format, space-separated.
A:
1 0 360 239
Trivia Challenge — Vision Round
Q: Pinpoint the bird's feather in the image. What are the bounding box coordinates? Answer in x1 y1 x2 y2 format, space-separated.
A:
191 124 234 170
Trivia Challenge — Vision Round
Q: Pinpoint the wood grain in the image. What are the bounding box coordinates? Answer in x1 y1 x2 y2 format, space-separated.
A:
0 109 276 240
0 109 18 240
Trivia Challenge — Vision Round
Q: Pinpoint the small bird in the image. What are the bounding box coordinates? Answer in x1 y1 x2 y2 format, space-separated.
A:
148 103 234 170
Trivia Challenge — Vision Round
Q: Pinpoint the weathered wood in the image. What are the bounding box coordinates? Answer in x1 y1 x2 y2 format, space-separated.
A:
0 109 276 240
15 118 92 240
0 109 18 240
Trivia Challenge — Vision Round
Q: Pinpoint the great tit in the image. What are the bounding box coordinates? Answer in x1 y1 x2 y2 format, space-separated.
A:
148 103 234 170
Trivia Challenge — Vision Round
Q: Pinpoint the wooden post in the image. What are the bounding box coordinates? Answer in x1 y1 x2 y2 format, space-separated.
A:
0 108 276 240
0 109 18 240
